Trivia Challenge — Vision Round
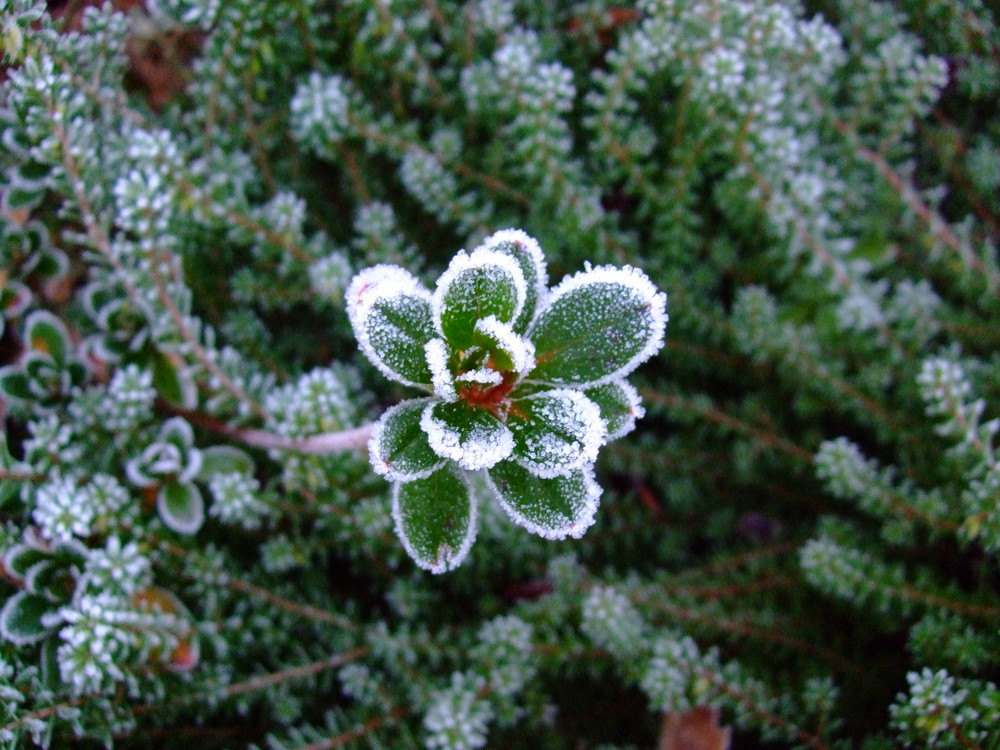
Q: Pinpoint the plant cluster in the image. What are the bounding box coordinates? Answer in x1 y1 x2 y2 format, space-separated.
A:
0 0 998 748
350 228 665 571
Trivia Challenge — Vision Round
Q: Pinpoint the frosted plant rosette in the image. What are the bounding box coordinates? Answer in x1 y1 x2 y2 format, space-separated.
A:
347 230 667 572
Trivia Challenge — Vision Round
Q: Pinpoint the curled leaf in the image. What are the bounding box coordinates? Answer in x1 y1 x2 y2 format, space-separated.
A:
433 248 527 349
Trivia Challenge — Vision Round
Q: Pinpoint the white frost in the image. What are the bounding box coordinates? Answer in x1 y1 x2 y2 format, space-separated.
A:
474 315 536 375
346 264 433 387
479 228 548 319
486 463 601 540
531 263 668 388
431 247 528 336
391 474 478 574
511 389 605 478
456 368 504 386
424 338 458 401
602 379 645 441
421 402 514 471
368 398 443 482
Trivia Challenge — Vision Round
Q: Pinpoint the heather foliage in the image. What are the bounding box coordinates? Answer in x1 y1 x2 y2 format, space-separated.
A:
1 0 999 748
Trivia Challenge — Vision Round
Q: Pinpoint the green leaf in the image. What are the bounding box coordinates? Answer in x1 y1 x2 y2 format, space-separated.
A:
17 160 52 183
347 265 436 387
25 310 71 366
3 183 43 211
369 398 445 481
393 464 477 573
585 380 645 441
23 560 65 599
0 434 26 509
32 249 68 280
3 543 47 579
481 229 548 333
40 634 61 691
197 445 254 479
434 248 526 349
158 481 205 534
530 265 667 387
0 367 32 401
486 461 601 540
152 348 197 408
50 539 87 569
0 592 56 645
422 400 514 471
470 316 535 374
507 389 605 478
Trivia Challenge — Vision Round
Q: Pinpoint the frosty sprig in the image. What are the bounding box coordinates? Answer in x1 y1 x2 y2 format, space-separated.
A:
348 229 666 572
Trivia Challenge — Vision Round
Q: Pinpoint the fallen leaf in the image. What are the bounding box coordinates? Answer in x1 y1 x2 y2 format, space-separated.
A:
658 706 731 750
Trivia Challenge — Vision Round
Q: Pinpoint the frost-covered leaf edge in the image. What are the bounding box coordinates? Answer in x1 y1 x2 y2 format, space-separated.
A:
392 464 478 574
586 379 645 441
507 388 606 479
528 264 668 389
485 461 601 540
431 247 528 347
346 264 435 388
368 397 446 481
421 400 514 471
478 228 548 332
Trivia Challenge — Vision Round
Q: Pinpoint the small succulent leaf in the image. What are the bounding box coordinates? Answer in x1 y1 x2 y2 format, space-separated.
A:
157 481 205 534
25 310 71 366
151 348 197 408
433 248 527 349
4 183 44 211
486 461 601 540
422 400 514 471
347 265 435 387
472 316 536 374
125 453 157 488
33 249 69 281
507 389 605 478
0 592 56 646
480 229 548 332
369 398 446 481
1 281 32 318
51 539 88 569
0 367 32 400
17 160 52 183
23 559 61 596
425 338 458 401
20 349 57 384
146 418 202 484
3 543 48 579
197 445 255 479
40 635 61 691
585 379 645 442
0 435 26 510
392 464 477 573
529 265 667 387
159 416 196 449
